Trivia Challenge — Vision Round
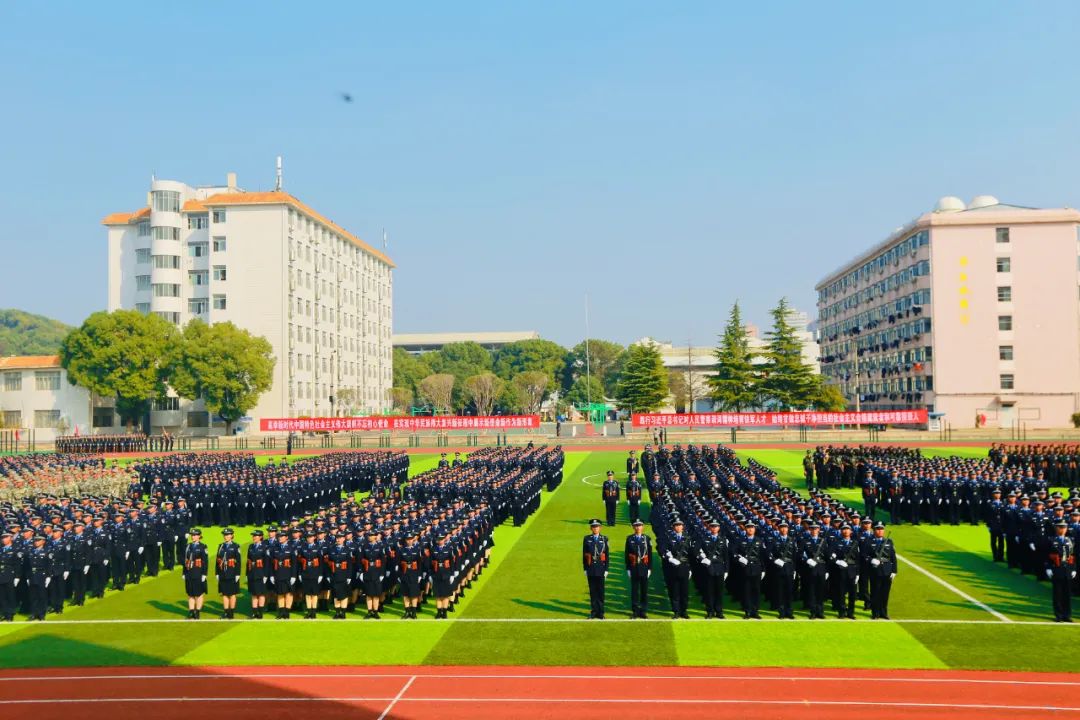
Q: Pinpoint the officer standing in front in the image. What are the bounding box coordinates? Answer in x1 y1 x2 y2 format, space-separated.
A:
183 528 208 620
246 529 269 619
1048 519 1076 622
770 521 797 619
624 519 652 619
0 532 19 621
734 522 764 619
216 528 242 619
664 518 693 619
583 518 610 619
602 472 620 526
868 522 897 619
698 519 729 619
626 473 643 524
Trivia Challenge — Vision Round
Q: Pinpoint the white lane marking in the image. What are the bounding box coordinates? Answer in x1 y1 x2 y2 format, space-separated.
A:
896 552 1012 622
376 675 416 720
580 473 605 487
0 697 1076 711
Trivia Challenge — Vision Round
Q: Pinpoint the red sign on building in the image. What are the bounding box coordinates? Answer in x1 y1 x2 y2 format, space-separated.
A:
631 409 928 427
259 415 541 432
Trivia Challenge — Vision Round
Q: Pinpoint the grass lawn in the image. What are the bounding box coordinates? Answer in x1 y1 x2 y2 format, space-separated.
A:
1 446 1077 671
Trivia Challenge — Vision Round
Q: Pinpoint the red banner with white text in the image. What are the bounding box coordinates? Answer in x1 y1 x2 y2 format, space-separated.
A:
260 415 541 432
632 409 928 428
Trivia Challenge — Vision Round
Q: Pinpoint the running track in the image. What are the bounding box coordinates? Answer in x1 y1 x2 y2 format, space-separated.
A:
1 666 1078 720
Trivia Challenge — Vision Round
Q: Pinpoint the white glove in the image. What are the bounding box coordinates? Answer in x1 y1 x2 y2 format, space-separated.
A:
855 575 859 584
13 578 19 587
269 576 275 584
774 559 784 567
701 558 711 566
870 559 881 566
104 560 109 566
627 571 631 578
157 542 162 547
1072 572 1077 579
63 571 69 580
1030 543 1036 551
45 577 51 587
201 575 207 582
806 559 817 568
138 547 144 554
760 572 765 580
889 573 896 580
1046 569 1054 579
290 577 296 585
669 558 681 566
825 573 830 581
124 552 130 560
318 576 323 584
83 565 89 574
604 572 608 578
738 556 748 566
216 575 220 583
647 571 651 578
174 536 179 542
836 560 848 568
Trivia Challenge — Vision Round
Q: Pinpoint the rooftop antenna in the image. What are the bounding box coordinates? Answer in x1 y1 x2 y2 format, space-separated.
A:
275 156 283 191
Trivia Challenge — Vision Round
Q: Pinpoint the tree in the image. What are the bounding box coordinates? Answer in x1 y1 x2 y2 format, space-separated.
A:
513 371 549 414
496 381 526 414
564 340 625 395
335 388 360 415
390 387 413 412
668 370 688 413
165 320 275 434
615 342 668 412
811 378 848 411
493 339 567 392
418 374 455 414
59 310 177 428
427 342 493 411
464 372 504 416
392 348 432 399
708 301 758 411
564 374 605 408
760 297 818 410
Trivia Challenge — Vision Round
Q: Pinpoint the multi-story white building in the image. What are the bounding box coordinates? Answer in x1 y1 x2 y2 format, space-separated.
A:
104 172 394 433
0 356 122 441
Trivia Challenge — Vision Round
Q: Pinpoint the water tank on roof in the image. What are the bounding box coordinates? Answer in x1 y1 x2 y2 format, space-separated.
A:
969 195 999 209
934 196 966 212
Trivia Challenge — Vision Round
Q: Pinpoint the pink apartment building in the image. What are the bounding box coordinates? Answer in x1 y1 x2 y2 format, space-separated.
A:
816 195 1080 429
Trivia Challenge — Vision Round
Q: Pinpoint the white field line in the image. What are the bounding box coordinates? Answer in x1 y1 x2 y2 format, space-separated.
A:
376 674 416 720
896 552 1012 622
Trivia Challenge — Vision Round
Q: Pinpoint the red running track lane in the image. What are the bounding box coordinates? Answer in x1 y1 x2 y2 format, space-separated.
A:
1 666 1078 720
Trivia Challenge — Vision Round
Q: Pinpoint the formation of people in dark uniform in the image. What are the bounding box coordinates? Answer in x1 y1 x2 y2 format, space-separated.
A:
55 434 150 454
585 444 899 620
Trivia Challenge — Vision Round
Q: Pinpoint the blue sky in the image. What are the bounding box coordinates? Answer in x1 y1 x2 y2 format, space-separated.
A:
3 2 1080 347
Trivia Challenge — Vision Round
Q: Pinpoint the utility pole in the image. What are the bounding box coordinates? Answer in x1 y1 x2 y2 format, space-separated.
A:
686 338 695 412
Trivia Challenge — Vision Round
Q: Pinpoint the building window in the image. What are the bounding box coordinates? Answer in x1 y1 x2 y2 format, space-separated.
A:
2 410 21 427
212 265 227 281
1000 374 1015 390
154 311 180 325
151 226 180 241
33 410 61 429
35 371 61 391
151 190 180 212
998 315 1013 331
153 397 180 411
92 407 114 428
2 373 22 392
997 286 1012 302
188 298 208 314
996 227 1010 243
152 283 180 297
135 303 151 314
152 255 181 269
999 345 1014 361
135 248 151 264
996 257 1011 272
212 209 226 223
188 215 209 230
212 294 227 310
188 241 208 257
189 271 208 287
212 237 226 252
137 222 151 237
187 411 210 428
136 275 151 291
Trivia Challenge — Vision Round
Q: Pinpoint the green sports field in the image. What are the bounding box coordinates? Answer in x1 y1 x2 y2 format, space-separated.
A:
0 448 1076 672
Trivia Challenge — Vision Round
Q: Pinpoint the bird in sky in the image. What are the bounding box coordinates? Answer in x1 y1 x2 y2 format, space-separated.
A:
340 92 353 103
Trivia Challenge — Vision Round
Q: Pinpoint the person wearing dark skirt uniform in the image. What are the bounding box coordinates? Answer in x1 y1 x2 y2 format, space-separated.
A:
246 530 269 619
183 529 208 619
298 531 323 619
624 519 652 619
398 533 424 619
583 518 610 619
361 530 385 618
271 532 297 619
430 533 454 619
215 528 242 619
327 532 353 619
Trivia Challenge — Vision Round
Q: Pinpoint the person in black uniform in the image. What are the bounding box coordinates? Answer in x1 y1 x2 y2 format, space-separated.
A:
626 451 639 478
397 532 423 619
46 527 68 614
664 518 692 619
430 532 454 619
110 511 129 591
1047 520 1076 622
770 521 797 619
602 472 620 526
215 528 242 619
734 522 763 619
271 531 297 619
985 488 1007 562
868 522 897 619
87 516 110 599
143 504 162 578
0 532 18 621
861 471 878 521
624 519 652 619
360 529 385 618
298 530 323 619
582 518 610 619
626 473 643 524
246 529 269 619
27 535 50 621
183 528 208 619
698 519 729 619
803 450 815 490
68 521 89 607
327 532 353 619
829 523 860 619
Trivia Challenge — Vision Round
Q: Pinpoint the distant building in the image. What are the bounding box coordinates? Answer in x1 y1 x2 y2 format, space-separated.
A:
816 195 1080 428
0 356 121 441
393 331 540 355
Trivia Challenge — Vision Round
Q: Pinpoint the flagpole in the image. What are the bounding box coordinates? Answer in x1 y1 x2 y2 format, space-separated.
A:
584 294 592 415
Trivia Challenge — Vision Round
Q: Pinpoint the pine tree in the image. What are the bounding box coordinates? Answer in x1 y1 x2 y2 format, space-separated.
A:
761 297 817 410
708 301 758 411
615 342 669 412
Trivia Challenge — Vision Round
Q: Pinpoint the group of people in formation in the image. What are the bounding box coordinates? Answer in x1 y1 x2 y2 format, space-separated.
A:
585 445 898 620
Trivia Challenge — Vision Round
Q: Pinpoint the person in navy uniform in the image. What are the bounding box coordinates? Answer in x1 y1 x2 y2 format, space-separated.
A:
0 532 18 621
801 521 828 619
861 471 878 521
582 518 610 619
734 522 764 619
803 450 815 490
46 526 69 614
985 488 1007 563
1047 519 1076 622
626 473 643 524
868 522 897 619
327 532 353 619
829 523 860 619
438 453 450 469
110 511 129 591
602 472 620 526
298 530 323 619
27 535 50 621
624 519 652 619
430 532 455 619
664 518 693 619
215 528 242 619
246 529 269 619
183 528 208 620
698 519 729 619
271 531 297 619
770 521 797 619
360 529 386 619
626 451 639 477
397 532 423 619
68 522 89 607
